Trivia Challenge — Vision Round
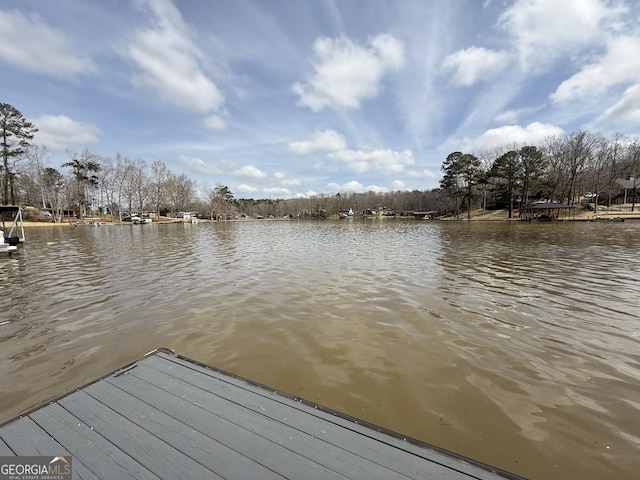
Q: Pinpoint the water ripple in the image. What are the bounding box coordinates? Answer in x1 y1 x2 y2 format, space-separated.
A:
1 220 639 480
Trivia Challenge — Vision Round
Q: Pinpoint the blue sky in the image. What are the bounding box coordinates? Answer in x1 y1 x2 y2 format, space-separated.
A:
2 0 640 199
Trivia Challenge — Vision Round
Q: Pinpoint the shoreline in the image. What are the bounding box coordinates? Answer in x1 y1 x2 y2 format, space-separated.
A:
15 207 640 227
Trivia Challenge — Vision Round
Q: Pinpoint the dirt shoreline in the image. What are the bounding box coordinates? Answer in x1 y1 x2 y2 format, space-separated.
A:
16 207 640 227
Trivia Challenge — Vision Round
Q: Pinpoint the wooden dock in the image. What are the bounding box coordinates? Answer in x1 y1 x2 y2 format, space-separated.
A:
0 348 523 479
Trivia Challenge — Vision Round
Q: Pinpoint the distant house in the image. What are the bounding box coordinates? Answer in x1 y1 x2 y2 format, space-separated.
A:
168 212 198 219
513 192 539 205
611 177 640 205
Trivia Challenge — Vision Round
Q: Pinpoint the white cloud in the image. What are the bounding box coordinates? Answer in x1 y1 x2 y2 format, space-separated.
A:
296 190 319 198
390 180 406 190
494 107 538 124
550 36 640 104
591 83 640 129
233 165 266 178
123 0 224 113
203 114 226 130
308 143 417 178
442 47 510 86
287 129 347 155
407 169 439 179
327 181 389 194
237 184 260 194
263 187 291 196
370 33 405 70
293 33 404 111
271 172 302 188
494 110 519 124
176 155 229 175
279 178 302 187
328 181 363 192
441 122 564 152
0 9 94 77
498 0 624 70
32 115 101 151
328 148 416 174
365 184 388 193
179 159 305 198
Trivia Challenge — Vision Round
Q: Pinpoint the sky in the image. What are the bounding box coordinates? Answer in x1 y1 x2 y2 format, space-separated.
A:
2 0 640 199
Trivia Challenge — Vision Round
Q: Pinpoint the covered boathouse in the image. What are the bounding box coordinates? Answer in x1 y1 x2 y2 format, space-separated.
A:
520 202 575 221
0 348 524 479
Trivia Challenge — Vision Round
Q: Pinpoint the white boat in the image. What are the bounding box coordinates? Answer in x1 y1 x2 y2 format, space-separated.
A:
0 230 18 255
339 208 354 219
0 206 25 255
0 228 18 256
73 217 103 227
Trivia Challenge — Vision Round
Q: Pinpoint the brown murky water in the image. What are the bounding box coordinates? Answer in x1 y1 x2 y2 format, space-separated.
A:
1 220 639 479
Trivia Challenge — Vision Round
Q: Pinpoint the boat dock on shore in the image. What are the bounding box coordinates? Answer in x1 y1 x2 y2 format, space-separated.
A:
0 205 25 248
0 348 523 479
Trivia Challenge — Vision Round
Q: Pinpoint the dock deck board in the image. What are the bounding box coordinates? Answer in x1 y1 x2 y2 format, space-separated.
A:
0 349 523 479
0 440 13 456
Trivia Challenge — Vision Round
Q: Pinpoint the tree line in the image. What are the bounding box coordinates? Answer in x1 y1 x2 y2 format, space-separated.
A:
3 102 639 221
440 131 640 218
1 102 444 220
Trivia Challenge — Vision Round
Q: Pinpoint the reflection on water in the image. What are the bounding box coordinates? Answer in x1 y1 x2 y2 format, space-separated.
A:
1 220 639 479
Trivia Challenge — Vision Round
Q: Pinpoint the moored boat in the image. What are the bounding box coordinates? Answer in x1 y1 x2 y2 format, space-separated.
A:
0 228 18 256
590 216 625 222
0 205 25 251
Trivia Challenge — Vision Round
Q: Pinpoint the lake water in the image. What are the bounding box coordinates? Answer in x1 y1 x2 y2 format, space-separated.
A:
1 219 639 479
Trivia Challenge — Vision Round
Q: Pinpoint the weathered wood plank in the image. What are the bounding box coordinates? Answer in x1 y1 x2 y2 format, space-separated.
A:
158 352 509 477
108 370 354 479
0 438 15 455
0 350 520 480
125 364 408 479
145 353 499 479
0 416 68 456
56 391 224 480
126 358 475 479
29 402 159 480
69 464 100 480
84 378 286 480
0 416 96 480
